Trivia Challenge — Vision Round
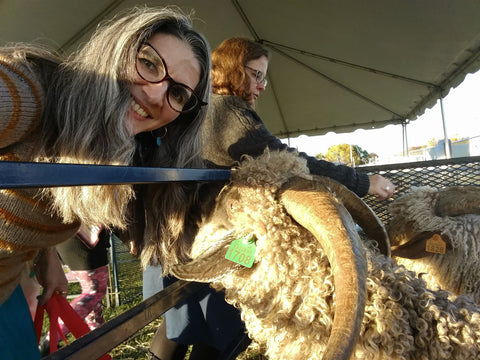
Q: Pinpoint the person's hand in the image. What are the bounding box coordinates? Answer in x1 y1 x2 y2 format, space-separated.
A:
34 247 68 305
129 240 137 255
367 174 395 200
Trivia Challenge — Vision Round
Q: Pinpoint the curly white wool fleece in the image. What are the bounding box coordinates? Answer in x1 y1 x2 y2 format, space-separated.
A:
194 152 480 359
388 186 480 302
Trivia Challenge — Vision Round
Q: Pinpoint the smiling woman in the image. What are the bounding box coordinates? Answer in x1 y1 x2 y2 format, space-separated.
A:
0 5 211 359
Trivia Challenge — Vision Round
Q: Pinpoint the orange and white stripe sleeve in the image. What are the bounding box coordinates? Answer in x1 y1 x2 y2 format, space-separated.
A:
0 57 43 149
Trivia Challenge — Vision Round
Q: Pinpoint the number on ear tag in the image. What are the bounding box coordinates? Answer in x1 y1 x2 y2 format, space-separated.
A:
425 233 446 254
225 234 256 268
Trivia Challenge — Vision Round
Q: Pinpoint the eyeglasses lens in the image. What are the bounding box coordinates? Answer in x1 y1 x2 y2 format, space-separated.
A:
136 45 167 83
168 84 195 112
247 66 267 87
258 73 267 87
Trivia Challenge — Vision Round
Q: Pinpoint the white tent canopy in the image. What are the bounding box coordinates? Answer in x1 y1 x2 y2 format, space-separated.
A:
1 0 480 138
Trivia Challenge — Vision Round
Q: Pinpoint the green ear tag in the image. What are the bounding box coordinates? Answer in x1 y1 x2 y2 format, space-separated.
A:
225 234 256 268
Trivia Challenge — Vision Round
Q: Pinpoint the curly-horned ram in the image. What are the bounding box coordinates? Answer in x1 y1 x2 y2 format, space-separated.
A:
387 185 480 303
159 150 480 360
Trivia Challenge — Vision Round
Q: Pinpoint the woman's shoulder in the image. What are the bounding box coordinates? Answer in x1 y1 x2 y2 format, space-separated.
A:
0 51 47 149
0 45 58 76
208 94 258 125
211 93 252 111
0 52 36 82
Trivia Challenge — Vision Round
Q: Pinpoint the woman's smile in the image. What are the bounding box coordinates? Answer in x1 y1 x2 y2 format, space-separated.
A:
130 98 149 118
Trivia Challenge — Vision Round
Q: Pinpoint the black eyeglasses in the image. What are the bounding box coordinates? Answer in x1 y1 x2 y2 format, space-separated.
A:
245 65 268 87
136 43 207 113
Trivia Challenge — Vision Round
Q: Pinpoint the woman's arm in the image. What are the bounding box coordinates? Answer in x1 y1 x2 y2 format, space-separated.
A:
204 95 395 198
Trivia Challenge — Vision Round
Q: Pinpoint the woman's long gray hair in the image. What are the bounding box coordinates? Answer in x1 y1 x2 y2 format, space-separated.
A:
37 6 211 233
139 11 212 269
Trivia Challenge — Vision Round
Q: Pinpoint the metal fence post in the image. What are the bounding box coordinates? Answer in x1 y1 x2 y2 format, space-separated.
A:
109 234 120 307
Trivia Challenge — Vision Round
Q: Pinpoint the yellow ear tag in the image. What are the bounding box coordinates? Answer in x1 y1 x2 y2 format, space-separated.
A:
225 234 256 268
425 233 446 254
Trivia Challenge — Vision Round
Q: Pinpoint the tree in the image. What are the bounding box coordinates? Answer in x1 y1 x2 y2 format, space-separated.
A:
368 153 379 163
317 143 370 166
427 138 437 148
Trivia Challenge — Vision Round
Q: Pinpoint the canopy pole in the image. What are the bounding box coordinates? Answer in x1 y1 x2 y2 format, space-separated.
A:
402 122 409 157
439 97 451 159
349 144 354 167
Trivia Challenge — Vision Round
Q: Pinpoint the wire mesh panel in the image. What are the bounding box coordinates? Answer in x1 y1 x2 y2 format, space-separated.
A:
109 235 143 306
360 156 480 225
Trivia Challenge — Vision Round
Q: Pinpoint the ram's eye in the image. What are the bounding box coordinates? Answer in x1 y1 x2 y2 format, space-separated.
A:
226 199 238 218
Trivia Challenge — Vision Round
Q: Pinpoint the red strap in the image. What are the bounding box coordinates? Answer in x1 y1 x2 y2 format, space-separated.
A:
46 295 77 353
35 294 111 359
34 302 45 343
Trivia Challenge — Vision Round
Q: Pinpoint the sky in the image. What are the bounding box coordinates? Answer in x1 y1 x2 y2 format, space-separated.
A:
281 69 480 158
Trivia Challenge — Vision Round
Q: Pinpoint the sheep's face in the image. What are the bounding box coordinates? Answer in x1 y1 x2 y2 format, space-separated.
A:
189 181 280 264
388 186 480 259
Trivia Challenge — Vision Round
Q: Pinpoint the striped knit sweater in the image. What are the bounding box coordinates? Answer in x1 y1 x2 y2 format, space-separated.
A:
0 56 79 305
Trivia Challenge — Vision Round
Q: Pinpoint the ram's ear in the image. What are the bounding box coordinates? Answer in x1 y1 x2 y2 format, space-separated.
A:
170 244 242 283
391 231 451 258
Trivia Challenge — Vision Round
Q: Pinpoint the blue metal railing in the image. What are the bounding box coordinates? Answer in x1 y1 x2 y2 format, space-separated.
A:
0 161 231 188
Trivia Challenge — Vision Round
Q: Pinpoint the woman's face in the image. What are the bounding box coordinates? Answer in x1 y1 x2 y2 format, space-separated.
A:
245 55 269 106
127 33 201 135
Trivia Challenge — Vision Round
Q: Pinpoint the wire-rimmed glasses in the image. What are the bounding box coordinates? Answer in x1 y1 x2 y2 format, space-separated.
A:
245 65 268 87
135 43 206 113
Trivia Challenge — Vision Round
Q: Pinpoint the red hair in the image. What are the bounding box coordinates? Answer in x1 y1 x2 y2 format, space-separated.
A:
211 37 269 101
